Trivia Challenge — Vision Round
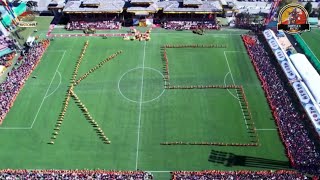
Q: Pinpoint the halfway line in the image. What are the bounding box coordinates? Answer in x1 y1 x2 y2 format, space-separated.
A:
135 41 147 170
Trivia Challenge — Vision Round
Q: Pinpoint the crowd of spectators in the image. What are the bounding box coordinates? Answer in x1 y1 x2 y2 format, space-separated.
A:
0 35 15 51
0 40 50 124
0 52 15 67
0 169 153 179
66 21 121 30
172 170 311 180
164 21 219 30
0 36 16 66
242 34 320 175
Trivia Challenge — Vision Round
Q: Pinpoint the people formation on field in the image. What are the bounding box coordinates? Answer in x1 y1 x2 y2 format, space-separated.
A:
242 34 320 175
0 169 153 179
0 40 50 124
172 170 309 180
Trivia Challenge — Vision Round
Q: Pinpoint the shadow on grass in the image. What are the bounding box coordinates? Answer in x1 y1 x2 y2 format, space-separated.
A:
208 150 292 170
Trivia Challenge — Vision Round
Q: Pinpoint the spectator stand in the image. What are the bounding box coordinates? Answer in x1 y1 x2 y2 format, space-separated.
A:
0 40 50 124
46 1 134 39
263 29 320 136
159 0 222 30
63 0 123 31
0 169 153 179
0 36 17 68
242 31 320 175
171 170 312 180
127 0 158 27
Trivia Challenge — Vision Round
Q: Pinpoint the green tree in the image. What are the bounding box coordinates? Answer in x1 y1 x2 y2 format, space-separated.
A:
304 2 313 15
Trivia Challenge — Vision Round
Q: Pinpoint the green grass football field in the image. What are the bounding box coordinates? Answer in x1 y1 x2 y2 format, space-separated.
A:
0 29 289 179
301 28 320 60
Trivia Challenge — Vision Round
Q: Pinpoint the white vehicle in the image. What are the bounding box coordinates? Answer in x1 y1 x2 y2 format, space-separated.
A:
26 36 36 47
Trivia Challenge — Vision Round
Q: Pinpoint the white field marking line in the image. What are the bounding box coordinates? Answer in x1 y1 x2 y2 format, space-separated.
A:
297 33 319 63
256 129 277 131
135 41 146 170
0 51 66 130
223 72 239 100
117 67 165 104
30 51 66 128
223 51 248 130
44 71 62 99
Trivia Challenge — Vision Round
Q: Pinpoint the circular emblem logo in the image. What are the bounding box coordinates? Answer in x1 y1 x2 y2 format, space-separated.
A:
277 3 310 34
269 39 279 49
275 49 285 61
263 30 273 39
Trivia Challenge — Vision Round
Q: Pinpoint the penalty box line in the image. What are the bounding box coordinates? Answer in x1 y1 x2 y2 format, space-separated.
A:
162 45 229 88
223 51 249 130
162 49 252 133
0 50 66 130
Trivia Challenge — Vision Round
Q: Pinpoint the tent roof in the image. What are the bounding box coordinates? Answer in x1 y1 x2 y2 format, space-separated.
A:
27 36 35 43
290 53 320 105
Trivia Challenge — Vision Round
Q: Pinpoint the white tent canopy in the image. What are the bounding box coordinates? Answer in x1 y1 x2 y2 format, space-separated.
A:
290 53 320 105
26 36 36 47
27 36 35 43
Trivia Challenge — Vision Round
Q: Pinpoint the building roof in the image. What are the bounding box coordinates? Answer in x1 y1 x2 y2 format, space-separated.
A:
183 0 203 6
157 1 178 10
127 6 157 13
82 0 101 6
62 0 222 14
233 1 271 14
220 0 227 6
163 1 222 13
19 0 65 11
63 0 125 13
130 0 157 4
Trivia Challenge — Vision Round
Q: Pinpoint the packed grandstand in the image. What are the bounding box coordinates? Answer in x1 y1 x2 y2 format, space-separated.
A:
0 0 320 179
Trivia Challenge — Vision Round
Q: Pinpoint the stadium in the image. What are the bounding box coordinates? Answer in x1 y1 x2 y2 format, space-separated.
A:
0 0 319 179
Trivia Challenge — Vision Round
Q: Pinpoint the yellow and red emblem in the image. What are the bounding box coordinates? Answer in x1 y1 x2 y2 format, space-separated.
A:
277 3 310 34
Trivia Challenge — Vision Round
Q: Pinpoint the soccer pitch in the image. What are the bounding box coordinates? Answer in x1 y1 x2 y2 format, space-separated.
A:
0 30 288 178
301 28 320 60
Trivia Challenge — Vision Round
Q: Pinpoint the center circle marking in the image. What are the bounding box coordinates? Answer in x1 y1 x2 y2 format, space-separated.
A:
118 67 165 103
